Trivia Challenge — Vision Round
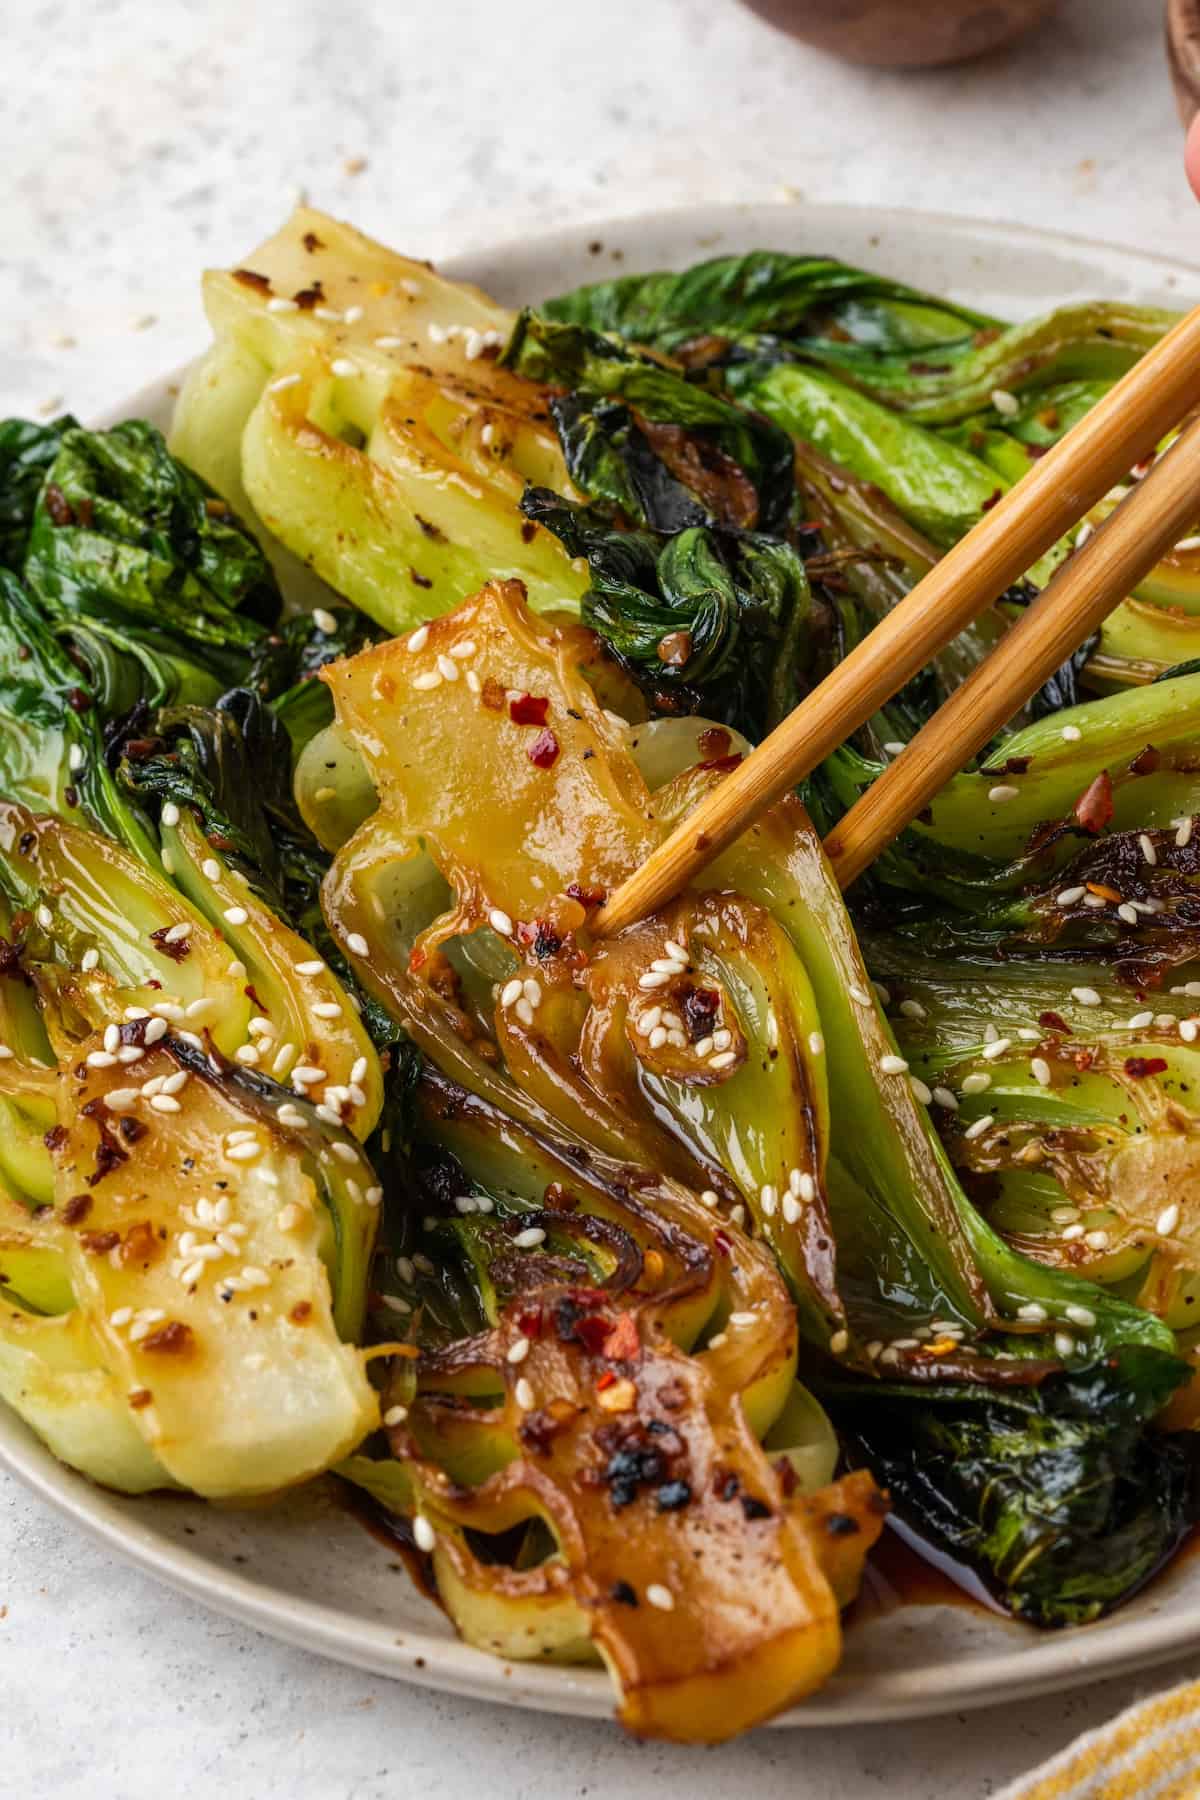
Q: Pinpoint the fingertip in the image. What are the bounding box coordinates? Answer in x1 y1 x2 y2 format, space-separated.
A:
1185 112 1200 199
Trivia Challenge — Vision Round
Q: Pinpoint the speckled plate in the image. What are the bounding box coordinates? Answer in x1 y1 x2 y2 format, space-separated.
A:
5 203 1200 1728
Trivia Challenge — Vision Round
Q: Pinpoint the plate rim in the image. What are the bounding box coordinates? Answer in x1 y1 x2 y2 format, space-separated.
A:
6 197 1200 1730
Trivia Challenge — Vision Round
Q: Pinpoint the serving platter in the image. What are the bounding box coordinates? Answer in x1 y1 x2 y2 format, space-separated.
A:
4 201 1200 1729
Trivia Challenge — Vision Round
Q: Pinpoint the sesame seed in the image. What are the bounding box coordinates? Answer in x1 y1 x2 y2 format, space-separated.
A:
1118 903 1139 926
693 1035 714 1057
1157 1203 1180 1237
988 785 1019 803
276 1204 305 1233
932 1086 958 1111
117 1044 144 1065
879 1054 909 1074
963 1115 994 1140
105 1022 121 1049
1176 817 1194 849
639 970 670 990
522 979 541 1006
514 997 535 1027
829 1328 849 1355
331 357 358 378
807 1032 825 1059
222 906 249 927
161 1070 188 1094
365 1186 383 1208
514 1378 535 1410
86 1050 117 1068
149 1093 181 1113
410 1514 437 1554
412 670 441 691
981 1038 1011 1061
1062 1223 1086 1241
436 653 459 682
35 904 52 929
910 1075 933 1104
848 985 871 1006
709 1050 737 1070
235 1045 261 1065
1031 1057 1052 1086
81 947 100 971
1075 521 1093 549
645 1583 675 1612
648 1025 668 1050
315 1105 342 1126
1017 1302 1048 1323
1071 987 1102 1007
267 296 298 313
873 982 892 1007
512 1227 546 1249
1057 886 1086 907
899 999 927 1020
225 1140 263 1162
760 1184 778 1216
782 1196 801 1223
711 1029 732 1051
984 1023 999 1043
505 1338 531 1366
699 1190 719 1209
161 802 180 828
311 1001 342 1019
1054 1332 1075 1358
1128 1010 1154 1030
1061 723 1082 742
110 1307 133 1328
488 908 514 938
1181 1019 1199 1043
1064 1304 1096 1328
1084 1229 1110 1250
991 387 1019 417
68 743 85 772
185 998 215 1020
1140 834 1157 865
103 1088 139 1112
882 741 906 757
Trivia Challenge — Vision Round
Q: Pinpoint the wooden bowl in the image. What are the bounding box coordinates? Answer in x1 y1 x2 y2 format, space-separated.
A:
1168 0 1200 124
739 0 1056 68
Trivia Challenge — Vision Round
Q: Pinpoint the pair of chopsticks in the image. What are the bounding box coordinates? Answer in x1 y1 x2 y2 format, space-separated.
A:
595 307 1200 936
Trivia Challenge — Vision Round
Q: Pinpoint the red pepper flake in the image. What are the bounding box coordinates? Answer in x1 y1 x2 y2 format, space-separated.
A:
43 483 76 528
573 1313 613 1355
696 727 732 760
713 1228 732 1258
601 1312 640 1362
480 676 507 712
1129 744 1159 776
1038 1010 1070 1033
1074 770 1113 834
1125 1056 1168 1078
565 881 606 909
509 693 550 727
233 267 272 293
142 1321 194 1355
699 752 744 774
981 488 1003 512
128 1388 153 1410
1072 1047 1098 1071
527 728 559 769
595 1370 617 1391
517 1306 543 1339
80 1230 120 1255
408 946 427 971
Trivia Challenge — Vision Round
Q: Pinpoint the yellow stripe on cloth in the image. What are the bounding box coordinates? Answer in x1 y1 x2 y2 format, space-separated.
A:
996 1678 1200 1800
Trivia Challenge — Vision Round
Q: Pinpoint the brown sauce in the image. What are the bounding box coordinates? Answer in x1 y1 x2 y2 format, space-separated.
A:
848 1518 1006 1626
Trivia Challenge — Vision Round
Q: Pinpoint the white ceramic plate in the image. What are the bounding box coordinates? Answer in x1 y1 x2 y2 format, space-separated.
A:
6 203 1200 1729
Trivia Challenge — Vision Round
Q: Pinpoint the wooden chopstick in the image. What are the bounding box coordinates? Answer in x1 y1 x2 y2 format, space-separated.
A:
594 306 1200 937
825 407 1200 887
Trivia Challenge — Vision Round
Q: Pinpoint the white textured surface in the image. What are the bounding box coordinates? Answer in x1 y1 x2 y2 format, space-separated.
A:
4 0 1200 1792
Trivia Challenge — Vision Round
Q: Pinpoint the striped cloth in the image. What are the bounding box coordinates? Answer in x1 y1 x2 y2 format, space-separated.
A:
997 1677 1200 1799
